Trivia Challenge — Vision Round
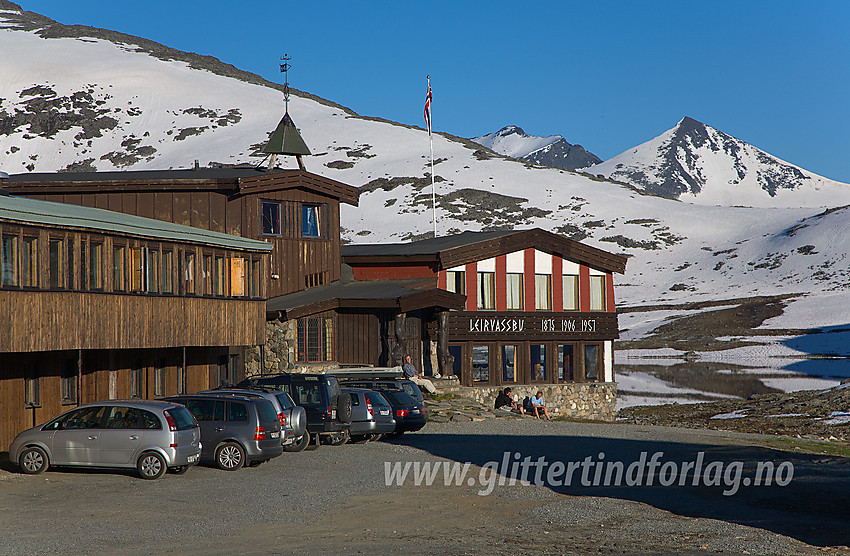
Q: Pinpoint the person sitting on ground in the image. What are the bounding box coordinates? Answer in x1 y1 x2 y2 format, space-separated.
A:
530 391 551 421
494 387 524 414
402 354 437 395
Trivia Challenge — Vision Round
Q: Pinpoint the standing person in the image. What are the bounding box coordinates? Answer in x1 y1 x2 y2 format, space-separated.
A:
494 387 524 414
402 355 437 395
530 391 551 421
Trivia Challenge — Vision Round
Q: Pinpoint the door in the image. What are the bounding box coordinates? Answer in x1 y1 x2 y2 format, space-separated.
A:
99 406 152 465
183 398 225 460
50 406 107 465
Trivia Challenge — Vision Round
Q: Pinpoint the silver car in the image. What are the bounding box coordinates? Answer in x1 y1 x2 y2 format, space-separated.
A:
343 387 397 443
9 400 202 480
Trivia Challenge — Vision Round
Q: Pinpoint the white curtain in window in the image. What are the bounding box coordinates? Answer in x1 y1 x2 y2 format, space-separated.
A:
563 275 578 310
590 275 605 311
535 274 551 310
506 273 523 310
477 272 494 309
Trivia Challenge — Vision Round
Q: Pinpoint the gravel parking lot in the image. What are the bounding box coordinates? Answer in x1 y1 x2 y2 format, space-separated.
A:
1 419 849 555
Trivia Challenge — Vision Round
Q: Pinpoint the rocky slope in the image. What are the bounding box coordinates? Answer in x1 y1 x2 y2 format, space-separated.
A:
472 125 601 170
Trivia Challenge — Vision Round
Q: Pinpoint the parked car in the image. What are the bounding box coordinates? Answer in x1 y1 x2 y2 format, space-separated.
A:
381 389 428 437
164 393 283 470
342 387 396 443
238 373 352 449
9 400 201 480
342 378 424 405
196 388 307 450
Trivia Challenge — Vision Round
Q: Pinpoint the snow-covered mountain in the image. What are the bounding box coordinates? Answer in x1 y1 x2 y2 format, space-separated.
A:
587 116 850 208
3 1 850 402
472 125 601 171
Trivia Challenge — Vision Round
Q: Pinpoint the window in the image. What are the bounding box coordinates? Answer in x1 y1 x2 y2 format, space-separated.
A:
181 251 195 295
130 247 144 292
506 273 523 310
146 248 159 293
229 258 246 297
227 402 249 422
61 359 77 404
445 270 465 294
563 274 579 311
67 238 75 290
1 234 17 286
79 239 87 290
472 345 490 382
89 241 103 290
502 345 516 382
584 344 600 380
162 250 174 294
261 201 281 235
49 238 63 289
302 204 321 237
213 256 225 296
250 258 261 298
21 236 37 288
296 317 336 362
203 255 212 295
531 344 547 381
590 275 606 311
558 345 575 381
154 359 166 397
113 245 127 292
24 362 40 408
131 363 143 399
477 272 495 310
535 274 551 310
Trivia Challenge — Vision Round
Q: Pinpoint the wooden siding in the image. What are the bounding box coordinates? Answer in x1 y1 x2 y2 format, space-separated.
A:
447 311 620 341
337 310 383 365
16 178 347 299
0 291 266 352
0 346 229 451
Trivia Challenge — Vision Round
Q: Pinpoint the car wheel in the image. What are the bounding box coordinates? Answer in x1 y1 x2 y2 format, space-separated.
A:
168 465 190 475
325 430 350 446
284 432 310 453
137 452 166 480
215 442 245 471
19 446 48 475
337 394 353 424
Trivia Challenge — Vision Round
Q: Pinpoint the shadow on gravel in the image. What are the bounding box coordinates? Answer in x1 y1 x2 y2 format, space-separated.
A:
387 432 850 547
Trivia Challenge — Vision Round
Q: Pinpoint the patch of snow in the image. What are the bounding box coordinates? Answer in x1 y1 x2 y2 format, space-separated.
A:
822 411 850 425
710 409 749 420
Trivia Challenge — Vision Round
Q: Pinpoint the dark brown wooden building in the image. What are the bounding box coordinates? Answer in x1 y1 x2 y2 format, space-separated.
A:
4 167 359 299
0 193 272 449
342 229 628 386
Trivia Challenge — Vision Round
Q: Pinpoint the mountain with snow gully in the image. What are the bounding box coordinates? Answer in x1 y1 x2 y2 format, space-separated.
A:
586 116 850 208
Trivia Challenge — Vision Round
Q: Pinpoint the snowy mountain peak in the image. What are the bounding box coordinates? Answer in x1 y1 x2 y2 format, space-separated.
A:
472 125 601 171
587 116 850 208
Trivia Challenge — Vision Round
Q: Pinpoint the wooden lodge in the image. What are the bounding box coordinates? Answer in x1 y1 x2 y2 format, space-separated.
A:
342 229 628 387
0 193 272 449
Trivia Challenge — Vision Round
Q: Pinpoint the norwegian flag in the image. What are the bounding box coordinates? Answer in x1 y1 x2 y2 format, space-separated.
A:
423 77 432 135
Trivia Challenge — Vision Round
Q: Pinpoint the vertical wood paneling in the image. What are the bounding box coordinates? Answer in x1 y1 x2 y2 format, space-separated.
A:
137 193 155 219
606 273 616 312
579 265 590 312
552 256 563 312
210 192 226 233
524 248 535 312
464 262 477 311
173 193 191 226
495 254 507 312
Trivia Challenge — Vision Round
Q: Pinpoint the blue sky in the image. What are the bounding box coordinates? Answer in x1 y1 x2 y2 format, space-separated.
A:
25 1 850 182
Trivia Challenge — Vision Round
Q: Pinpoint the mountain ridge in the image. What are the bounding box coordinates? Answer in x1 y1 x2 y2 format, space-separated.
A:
472 125 601 171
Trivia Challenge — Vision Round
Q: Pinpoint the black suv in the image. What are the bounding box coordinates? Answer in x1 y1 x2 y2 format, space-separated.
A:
238 374 352 448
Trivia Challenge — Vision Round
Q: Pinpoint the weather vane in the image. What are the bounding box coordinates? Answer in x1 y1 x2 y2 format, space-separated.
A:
280 54 291 112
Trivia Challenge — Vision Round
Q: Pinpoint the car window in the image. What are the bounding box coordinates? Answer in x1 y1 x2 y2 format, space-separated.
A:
366 392 391 407
274 393 293 410
227 402 249 422
185 399 217 422
166 406 198 430
402 384 417 397
104 406 161 429
384 391 416 405
254 400 278 423
61 406 107 429
293 384 322 406
348 392 360 406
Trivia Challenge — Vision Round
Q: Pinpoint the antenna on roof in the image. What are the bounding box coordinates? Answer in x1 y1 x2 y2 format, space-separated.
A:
259 53 311 172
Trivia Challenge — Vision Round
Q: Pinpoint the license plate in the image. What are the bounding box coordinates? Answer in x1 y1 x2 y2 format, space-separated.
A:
379 410 389 416
270 431 280 439
331 409 337 419
187 454 199 463
412 409 421 414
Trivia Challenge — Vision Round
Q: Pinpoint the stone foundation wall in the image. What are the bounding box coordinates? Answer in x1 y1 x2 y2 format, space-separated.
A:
459 382 617 422
245 319 340 377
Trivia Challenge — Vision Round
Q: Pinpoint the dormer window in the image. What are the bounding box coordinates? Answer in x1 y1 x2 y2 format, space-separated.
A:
261 201 281 236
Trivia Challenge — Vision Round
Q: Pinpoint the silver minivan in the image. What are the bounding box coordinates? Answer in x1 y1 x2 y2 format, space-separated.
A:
9 400 201 480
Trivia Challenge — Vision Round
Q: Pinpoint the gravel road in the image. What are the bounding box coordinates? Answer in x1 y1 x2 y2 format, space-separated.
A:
1 419 849 555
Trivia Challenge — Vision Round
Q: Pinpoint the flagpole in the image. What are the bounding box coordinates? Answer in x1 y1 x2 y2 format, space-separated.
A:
427 76 437 238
